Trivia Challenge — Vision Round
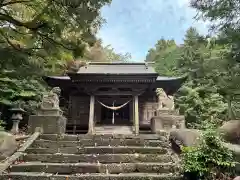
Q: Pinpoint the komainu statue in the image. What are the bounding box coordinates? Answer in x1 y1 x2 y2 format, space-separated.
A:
157 88 175 110
41 87 61 109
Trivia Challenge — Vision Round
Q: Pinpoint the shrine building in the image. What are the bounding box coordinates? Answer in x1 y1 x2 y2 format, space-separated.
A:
43 62 186 134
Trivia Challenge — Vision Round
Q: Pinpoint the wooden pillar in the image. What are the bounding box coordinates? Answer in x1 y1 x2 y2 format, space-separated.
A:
132 98 135 124
134 95 139 135
88 95 95 134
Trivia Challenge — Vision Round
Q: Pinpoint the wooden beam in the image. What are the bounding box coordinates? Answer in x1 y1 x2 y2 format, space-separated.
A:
85 89 146 96
93 92 136 96
134 95 139 135
88 95 95 134
74 83 150 89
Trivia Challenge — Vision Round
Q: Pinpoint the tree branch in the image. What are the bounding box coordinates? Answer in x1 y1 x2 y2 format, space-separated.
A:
37 32 76 51
10 26 31 35
0 29 22 50
0 29 44 57
0 12 47 31
0 0 31 7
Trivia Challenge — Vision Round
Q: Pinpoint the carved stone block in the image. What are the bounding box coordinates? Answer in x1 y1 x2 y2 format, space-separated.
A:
150 114 185 133
28 115 66 134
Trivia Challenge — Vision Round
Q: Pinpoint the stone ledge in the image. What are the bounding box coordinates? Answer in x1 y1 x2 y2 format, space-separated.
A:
9 162 178 174
39 133 167 141
32 139 169 148
22 153 174 163
26 146 169 154
0 172 182 180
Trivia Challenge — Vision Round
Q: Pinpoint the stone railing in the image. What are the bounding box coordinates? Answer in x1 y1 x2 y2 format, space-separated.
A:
0 127 42 174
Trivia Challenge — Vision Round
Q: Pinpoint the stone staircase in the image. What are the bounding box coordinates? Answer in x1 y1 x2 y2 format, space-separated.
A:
1 133 182 180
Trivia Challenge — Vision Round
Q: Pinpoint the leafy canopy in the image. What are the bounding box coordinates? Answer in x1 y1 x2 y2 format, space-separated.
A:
146 27 236 128
0 0 112 117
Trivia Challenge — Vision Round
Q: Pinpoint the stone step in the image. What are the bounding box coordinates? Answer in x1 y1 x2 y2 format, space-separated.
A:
9 162 178 174
39 133 167 141
32 139 169 148
26 146 168 154
21 153 173 163
0 172 182 180
94 126 133 134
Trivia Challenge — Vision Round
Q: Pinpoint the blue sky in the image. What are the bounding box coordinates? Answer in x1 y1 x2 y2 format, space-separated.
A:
97 0 209 61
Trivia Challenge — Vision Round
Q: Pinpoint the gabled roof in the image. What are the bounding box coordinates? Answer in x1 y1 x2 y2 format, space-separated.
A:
76 62 157 75
155 76 188 95
43 75 187 95
43 62 187 95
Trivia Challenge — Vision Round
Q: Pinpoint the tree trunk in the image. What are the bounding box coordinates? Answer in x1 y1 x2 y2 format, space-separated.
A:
227 95 234 120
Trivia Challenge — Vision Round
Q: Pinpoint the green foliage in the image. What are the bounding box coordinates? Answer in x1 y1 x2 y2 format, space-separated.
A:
182 128 235 179
176 85 227 128
0 0 113 121
190 0 240 61
103 45 132 62
146 38 181 76
190 0 240 120
147 27 240 128
84 40 132 62
0 120 5 131
0 70 46 114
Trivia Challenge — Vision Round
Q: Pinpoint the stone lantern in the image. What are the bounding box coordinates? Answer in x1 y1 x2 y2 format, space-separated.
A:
10 106 25 134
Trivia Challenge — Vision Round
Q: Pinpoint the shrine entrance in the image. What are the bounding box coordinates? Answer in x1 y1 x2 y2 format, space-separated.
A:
100 103 131 125
96 95 133 126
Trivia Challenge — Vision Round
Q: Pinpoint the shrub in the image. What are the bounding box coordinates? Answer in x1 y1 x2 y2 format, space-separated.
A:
182 127 235 179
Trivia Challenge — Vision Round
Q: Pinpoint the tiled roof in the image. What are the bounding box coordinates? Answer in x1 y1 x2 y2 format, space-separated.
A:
77 62 157 75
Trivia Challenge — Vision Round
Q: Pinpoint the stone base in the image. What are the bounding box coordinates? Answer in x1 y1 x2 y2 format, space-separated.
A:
155 109 179 116
37 108 62 116
151 114 185 133
28 115 66 134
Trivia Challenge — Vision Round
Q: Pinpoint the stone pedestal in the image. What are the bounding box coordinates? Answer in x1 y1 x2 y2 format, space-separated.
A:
37 108 63 116
151 114 185 133
11 120 20 134
28 107 66 134
28 115 66 134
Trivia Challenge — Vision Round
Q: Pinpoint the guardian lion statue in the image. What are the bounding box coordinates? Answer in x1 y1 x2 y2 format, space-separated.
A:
41 87 61 109
157 88 175 110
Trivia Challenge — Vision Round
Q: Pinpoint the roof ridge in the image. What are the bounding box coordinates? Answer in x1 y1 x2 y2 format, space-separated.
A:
88 62 155 65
